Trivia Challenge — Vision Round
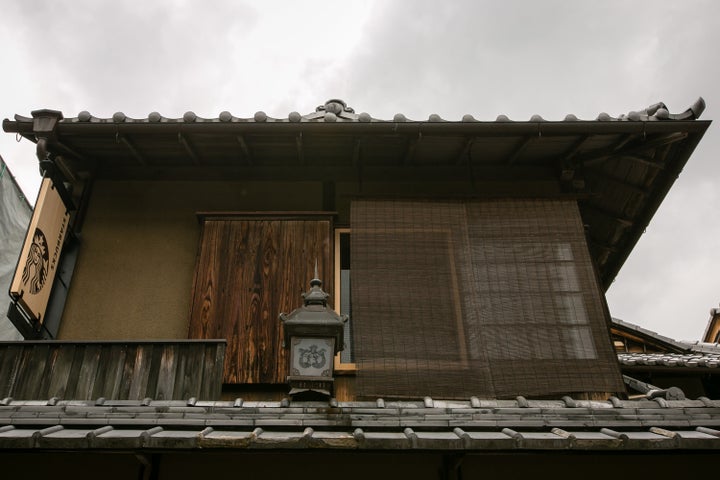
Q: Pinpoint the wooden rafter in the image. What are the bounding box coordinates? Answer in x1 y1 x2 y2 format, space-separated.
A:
402 133 421 165
352 138 362 167
178 132 201 164
295 133 305 165
235 135 252 165
454 136 475 165
575 132 688 167
588 169 649 197
118 134 146 166
582 203 634 227
506 136 534 165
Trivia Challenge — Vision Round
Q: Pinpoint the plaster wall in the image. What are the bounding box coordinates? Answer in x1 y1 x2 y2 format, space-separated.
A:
58 180 322 340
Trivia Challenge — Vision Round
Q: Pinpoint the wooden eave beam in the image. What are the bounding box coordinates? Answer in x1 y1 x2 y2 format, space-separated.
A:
50 137 88 164
352 138 362 167
178 132 201 164
118 134 146 166
402 133 421 165
454 136 475 165
625 154 665 170
506 135 534 165
295 133 305 165
582 203 634 228
588 169 650 197
626 142 673 170
575 132 688 167
236 135 252 165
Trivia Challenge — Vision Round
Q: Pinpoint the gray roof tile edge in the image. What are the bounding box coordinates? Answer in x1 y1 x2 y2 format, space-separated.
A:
15 98 708 126
0 425 718 451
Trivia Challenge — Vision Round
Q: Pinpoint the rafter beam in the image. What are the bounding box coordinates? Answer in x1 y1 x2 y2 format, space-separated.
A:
403 133 421 165
574 132 688 167
295 133 305 165
561 135 593 162
506 136 534 165
624 154 665 170
454 136 475 165
235 135 252 165
178 132 201 164
118 134 146 166
588 169 650 197
582 203 634 227
352 138 362 167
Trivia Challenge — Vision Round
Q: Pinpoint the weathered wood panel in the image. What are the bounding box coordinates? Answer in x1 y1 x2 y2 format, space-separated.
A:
0 340 225 401
188 216 332 384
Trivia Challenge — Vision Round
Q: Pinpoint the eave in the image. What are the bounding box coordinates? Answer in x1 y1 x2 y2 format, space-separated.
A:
3 100 710 289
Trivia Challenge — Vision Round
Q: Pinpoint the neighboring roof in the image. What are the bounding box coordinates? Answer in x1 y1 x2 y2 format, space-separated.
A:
2 99 711 289
618 351 720 369
1 396 719 451
612 317 720 370
611 317 693 353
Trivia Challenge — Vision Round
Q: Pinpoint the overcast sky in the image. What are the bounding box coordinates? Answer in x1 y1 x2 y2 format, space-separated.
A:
1 0 718 341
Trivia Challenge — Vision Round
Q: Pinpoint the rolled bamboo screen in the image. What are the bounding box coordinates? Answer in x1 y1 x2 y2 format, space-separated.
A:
351 199 623 399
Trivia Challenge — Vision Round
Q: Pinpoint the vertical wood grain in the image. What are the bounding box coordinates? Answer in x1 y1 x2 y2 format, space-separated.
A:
188 217 332 384
154 344 177 400
0 344 23 398
46 344 76 399
76 344 101 400
0 341 224 400
128 344 152 400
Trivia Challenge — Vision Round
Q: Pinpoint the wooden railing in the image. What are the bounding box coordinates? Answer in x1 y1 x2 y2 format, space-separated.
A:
0 340 225 401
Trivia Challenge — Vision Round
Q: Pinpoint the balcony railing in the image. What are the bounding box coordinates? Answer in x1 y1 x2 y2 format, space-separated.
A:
0 340 226 401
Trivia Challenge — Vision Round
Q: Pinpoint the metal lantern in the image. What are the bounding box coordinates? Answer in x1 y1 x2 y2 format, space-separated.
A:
280 268 347 396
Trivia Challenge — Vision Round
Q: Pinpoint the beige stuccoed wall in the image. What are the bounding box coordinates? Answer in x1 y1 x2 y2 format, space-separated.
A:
58 180 323 340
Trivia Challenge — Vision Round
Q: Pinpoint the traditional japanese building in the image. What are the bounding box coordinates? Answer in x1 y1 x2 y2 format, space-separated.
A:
1 99 717 477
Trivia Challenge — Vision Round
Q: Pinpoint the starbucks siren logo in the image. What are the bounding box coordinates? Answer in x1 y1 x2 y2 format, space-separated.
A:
21 228 49 294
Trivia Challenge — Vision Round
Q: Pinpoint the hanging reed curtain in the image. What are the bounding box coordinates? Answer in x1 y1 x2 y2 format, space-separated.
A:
351 199 623 399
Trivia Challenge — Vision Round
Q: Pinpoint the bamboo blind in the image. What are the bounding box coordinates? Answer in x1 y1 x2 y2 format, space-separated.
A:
351 199 623 399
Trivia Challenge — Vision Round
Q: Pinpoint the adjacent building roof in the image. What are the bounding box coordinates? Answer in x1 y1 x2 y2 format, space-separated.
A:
612 317 720 370
1 396 719 452
2 98 711 289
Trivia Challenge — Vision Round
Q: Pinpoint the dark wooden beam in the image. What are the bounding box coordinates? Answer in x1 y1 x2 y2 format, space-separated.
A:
178 132 201 164
454 136 475 165
352 138 362 167
50 137 88 164
118 134 146 166
576 132 688 167
625 154 665 170
403 133 421 165
506 136 534 165
295 133 305 165
235 135 252 165
94 164 559 183
561 135 593 161
588 169 650 197
582 203 634 227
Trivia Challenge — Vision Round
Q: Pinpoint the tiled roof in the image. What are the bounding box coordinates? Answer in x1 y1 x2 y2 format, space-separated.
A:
618 351 720 369
1 396 719 451
612 317 720 368
12 98 707 125
612 317 691 352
